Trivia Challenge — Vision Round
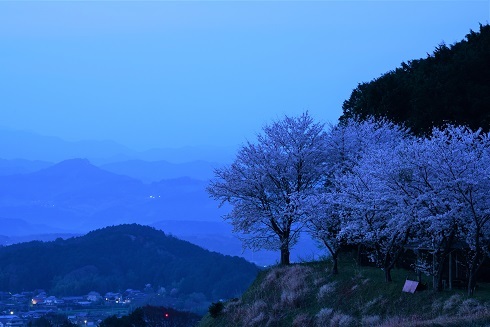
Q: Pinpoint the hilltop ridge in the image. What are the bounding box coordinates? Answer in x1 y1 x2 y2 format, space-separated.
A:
0 224 259 313
200 258 490 326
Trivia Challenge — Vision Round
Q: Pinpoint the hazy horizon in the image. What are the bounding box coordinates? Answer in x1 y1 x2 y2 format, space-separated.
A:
1 1 488 152
0 124 238 153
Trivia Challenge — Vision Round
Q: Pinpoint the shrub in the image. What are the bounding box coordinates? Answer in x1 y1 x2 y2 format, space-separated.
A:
224 298 241 313
209 301 224 318
329 313 356 327
361 296 382 315
292 313 314 327
458 298 483 315
317 282 337 302
442 294 462 312
431 298 443 313
361 315 381 326
243 300 268 326
279 265 313 307
315 308 334 326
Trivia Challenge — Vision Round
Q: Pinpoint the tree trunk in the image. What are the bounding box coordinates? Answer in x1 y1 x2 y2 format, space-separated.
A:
382 250 393 282
357 244 362 266
448 251 453 290
468 272 476 296
466 223 487 296
322 240 339 275
280 247 290 265
434 254 445 292
466 251 484 296
331 253 338 275
384 268 392 282
382 243 405 283
433 229 457 291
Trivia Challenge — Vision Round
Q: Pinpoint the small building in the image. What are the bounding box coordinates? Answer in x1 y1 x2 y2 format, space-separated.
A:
104 292 122 304
86 292 102 302
0 315 24 327
9 294 25 303
44 296 64 305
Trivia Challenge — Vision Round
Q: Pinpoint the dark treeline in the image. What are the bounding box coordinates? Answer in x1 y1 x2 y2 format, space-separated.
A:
341 23 490 135
27 313 76 327
99 305 200 327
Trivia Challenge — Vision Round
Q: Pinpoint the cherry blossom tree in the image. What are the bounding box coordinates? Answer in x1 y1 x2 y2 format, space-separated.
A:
422 126 490 295
207 112 328 265
306 117 411 277
325 118 415 282
305 191 343 274
400 134 463 291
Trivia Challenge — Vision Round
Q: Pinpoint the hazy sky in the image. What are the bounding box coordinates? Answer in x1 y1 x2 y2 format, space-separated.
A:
1 1 488 151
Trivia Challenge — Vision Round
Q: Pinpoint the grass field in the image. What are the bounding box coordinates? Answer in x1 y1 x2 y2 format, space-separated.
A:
199 254 490 326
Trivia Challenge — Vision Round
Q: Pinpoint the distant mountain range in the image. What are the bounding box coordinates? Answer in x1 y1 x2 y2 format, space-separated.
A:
0 128 235 164
0 156 219 183
0 158 53 176
0 158 224 231
100 159 219 183
0 217 69 236
0 128 133 163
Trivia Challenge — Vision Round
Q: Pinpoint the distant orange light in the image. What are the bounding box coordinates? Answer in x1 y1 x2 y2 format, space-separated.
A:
165 313 169 318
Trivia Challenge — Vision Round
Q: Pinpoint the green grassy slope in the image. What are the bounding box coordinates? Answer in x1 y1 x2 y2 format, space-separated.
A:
199 256 490 327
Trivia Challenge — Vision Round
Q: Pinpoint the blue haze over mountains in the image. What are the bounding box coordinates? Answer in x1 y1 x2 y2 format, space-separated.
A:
0 128 236 164
0 128 320 266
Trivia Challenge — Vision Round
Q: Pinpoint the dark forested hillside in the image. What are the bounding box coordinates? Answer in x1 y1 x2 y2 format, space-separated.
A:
0 224 258 301
341 24 490 134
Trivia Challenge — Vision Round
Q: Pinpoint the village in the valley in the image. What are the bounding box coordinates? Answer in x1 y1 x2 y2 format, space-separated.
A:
0 286 166 326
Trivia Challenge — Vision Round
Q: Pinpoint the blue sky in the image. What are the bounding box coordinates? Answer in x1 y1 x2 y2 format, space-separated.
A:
0 1 488 151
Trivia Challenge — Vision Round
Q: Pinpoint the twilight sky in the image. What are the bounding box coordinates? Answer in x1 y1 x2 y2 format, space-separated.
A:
0 1 488 151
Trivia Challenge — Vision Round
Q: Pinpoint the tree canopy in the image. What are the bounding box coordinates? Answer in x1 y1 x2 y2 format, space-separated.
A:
305 118 490 294
208 112 328 265
341 24 490 135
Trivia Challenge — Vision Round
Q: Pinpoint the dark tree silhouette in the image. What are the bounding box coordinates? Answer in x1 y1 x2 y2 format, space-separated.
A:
99 305 200 327
341 24 490 134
